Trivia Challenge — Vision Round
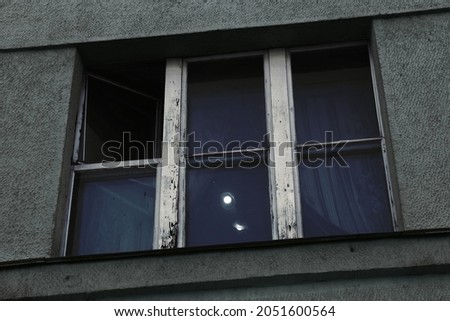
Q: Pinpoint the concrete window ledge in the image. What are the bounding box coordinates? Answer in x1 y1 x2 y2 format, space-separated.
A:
1 230 449 300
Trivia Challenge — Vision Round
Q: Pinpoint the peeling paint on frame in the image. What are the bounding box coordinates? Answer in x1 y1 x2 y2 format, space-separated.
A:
155 58 183 249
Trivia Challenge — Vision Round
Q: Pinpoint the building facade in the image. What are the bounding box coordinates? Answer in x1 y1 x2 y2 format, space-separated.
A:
1 0 449 299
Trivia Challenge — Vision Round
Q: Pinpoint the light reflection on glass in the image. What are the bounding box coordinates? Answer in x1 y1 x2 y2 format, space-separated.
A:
233 222 246 231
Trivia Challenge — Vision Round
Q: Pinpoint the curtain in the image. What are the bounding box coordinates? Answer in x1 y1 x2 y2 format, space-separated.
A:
69 174 156 255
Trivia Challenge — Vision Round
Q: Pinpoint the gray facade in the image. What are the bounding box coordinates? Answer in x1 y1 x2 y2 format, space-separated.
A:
0 0 449 300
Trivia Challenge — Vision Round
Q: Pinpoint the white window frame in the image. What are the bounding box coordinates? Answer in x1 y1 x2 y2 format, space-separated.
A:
63 42 399 255
285 42 399 233
61 74 163 256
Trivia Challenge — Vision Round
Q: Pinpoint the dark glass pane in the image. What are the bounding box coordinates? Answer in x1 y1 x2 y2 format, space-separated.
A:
186 162 272 247
299 148 393 237
68 171 156 255
90 60 166 100
187 56 266 154
291 46 380 143
84 76 160 163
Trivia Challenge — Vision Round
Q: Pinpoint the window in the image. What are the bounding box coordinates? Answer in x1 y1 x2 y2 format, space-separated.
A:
65 62 165 256
64 43 397 256
290 46 395 237
185 56 272 246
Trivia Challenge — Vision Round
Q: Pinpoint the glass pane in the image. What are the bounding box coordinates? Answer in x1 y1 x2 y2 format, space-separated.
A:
187 56 266 154
291 46 380 143
84 76 160 163
186 163 272 247
299 149 393 237
68 171 156 255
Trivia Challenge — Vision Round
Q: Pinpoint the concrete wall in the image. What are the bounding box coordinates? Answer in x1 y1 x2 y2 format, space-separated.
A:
1 0 449 50
0 49 82 261
124 274 450 300
372 12 450 230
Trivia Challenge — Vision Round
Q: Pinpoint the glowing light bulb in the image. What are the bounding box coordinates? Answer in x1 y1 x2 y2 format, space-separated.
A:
221 192 235 210
223 195 232 205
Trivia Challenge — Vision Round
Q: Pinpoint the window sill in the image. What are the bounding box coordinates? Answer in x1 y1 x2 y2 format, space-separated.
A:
1 229 449 300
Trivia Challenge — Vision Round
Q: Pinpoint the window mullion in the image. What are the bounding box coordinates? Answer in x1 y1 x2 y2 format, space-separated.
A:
266 49 298 240
177 59 188 248
155 58 183 249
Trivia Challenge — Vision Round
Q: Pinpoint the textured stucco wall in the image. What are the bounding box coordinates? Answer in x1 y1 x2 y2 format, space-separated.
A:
0 48 81 262
373 12 450 230
120 274 450 300
1 0 449 50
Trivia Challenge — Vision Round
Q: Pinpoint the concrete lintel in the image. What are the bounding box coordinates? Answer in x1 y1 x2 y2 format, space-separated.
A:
1 0 449 50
